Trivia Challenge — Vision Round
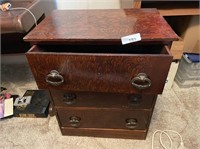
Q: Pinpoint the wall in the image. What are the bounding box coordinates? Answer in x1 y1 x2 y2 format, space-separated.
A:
55 0 133 9
41 0 56 16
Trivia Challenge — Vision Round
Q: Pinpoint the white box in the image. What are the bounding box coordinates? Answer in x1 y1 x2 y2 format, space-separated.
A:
164 62 179 89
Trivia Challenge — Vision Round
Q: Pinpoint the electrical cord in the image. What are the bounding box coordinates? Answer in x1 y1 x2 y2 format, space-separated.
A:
0 3 37 26
152 130 187 149
9 7 37 26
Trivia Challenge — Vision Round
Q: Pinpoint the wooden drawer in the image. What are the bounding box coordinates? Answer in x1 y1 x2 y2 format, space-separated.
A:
50 90 157 110
59 125 147 139
26 44 172 94
56 109 150 131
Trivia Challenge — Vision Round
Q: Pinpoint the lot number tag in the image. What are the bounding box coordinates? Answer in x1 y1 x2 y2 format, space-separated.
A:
121 33 141 45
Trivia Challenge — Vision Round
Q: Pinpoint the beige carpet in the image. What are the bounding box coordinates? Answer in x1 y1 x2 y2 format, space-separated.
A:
1 58 200 149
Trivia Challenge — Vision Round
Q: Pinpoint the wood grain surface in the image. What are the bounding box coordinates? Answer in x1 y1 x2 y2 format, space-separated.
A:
25 9 178 139
26 45 172 94
50 90 157 110
24 9 178 44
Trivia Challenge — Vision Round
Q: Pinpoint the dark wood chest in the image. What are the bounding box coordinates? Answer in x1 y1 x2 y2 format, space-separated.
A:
24 9 178 139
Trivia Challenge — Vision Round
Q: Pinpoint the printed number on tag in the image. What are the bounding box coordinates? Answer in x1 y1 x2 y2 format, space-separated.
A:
121 33 141 45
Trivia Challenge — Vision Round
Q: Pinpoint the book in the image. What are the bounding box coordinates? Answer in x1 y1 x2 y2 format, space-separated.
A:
0 98 13 119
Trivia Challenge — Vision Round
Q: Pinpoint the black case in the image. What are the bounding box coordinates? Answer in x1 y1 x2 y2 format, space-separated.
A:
14 90 51 118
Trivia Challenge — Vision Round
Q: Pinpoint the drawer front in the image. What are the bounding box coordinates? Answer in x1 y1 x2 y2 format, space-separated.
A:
57 109 150 130
26 45 172 94
51 90 157 110
59 125 147 139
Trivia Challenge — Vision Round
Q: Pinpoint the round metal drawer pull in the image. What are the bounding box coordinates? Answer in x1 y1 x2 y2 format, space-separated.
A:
63 93 76 105
69 116 81 128
131 73 151 90
128 94 141 105
45 70 64 86
125 118 138 129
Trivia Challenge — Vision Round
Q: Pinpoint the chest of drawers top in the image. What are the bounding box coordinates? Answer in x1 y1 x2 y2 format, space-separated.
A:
24 9 177 45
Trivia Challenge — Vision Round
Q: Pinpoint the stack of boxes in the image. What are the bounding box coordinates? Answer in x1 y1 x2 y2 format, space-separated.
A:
175 54 200 88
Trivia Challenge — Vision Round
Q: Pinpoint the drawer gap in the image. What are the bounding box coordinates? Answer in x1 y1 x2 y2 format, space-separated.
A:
30 44 168 55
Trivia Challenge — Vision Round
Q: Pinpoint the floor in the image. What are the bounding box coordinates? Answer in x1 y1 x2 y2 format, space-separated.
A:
0 55 200 149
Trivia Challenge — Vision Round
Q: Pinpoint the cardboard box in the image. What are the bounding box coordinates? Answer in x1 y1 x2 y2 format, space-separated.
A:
182 16 200 54
171 39 184 60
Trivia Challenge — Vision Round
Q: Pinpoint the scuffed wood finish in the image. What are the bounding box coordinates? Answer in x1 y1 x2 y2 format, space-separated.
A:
50 90 156 110
24 9 178 44
26 45 172 94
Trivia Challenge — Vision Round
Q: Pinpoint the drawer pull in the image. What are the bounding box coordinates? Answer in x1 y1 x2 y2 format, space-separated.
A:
131 73 151 90
63 93 76 105
45 70 64 86
69 116 81 128
126 118 138 129
128 94 141 105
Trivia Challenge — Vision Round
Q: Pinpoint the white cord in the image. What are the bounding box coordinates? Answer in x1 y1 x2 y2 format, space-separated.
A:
152 130 186 149
9 7 37 26
0 2 37 26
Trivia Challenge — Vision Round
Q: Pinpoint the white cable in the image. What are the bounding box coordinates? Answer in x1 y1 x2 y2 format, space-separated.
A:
9 7 37 26
160 130 184 149
152 130 172 149
159 131 173 149
152 129 186 149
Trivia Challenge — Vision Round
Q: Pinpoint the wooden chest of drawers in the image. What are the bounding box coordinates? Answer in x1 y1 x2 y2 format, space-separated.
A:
24 9 177 139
